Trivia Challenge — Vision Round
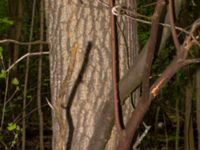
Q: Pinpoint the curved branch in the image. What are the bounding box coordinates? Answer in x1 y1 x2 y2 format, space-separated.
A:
168 0 181 52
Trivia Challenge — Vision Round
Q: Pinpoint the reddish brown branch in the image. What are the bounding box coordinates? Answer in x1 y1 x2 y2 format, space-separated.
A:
89 3 200 150
109 0 123 132
168 0 181 52
151 57 184 98
142 0 165 101
118 0 165 149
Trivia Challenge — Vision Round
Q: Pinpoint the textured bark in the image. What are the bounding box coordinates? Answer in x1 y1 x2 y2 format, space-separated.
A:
45 0 130 149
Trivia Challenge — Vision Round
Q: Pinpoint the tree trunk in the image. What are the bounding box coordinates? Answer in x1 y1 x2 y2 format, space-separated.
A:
184 83 195 150
45 0 134 149
196 69 200 150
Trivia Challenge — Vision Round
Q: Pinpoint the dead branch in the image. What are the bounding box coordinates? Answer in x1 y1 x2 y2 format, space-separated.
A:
0 39 48 45
6 52 49 72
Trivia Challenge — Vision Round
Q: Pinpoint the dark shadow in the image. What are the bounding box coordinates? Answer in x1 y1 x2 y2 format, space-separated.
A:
66 41 93 150
115 18 125 129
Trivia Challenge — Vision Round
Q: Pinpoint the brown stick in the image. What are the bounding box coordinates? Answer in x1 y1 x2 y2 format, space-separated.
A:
109 0 123 132
168 0 181 52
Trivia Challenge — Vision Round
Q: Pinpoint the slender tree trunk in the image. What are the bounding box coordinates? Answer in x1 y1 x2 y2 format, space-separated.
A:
23 0 36 149
196 69 200 150
37 0 44 149
184 83 195 150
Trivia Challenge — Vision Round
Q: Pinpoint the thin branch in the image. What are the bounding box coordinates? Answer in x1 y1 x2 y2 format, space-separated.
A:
22 0 37 148
37 0 44 149
142 0 165 101
109 0 123 132
142 2 157 8
184 58 200 65
14 103 49 124
0 39 48 45
113 7 199 45
98 1 200 46
183 18 200 51
133 125 151 149
5 88 19 106
6 52 49 72
46 98 54 110
168 0 181 52
0 62 10 130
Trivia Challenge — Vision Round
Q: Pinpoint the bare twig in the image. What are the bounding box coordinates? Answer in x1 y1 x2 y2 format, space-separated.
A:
0 62 10 130
22 0 36 149
46 98 54 110
14 103 49 124
133 125 151 149
98 1 200 47
5 88 19 106
112 6 199 46
6 51 49 72
0 39 48 45
184 58 200 65
168 0 181 52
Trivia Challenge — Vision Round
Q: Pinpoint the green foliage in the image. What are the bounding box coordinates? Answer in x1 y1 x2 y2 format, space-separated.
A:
11 78 19 86
0 0 8 17
0 0 52 149
0 69 6 79
0 18 14 26
0 46 3 59
0 17 14 33
7 123 19 131
6 123 20 148
138 26 150 47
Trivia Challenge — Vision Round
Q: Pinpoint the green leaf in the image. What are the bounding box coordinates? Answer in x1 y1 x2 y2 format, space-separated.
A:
0 46 3 59
11 78 19 86
27 95 32 99
7 123 17 131
0 69 6 79
0 17 14 26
